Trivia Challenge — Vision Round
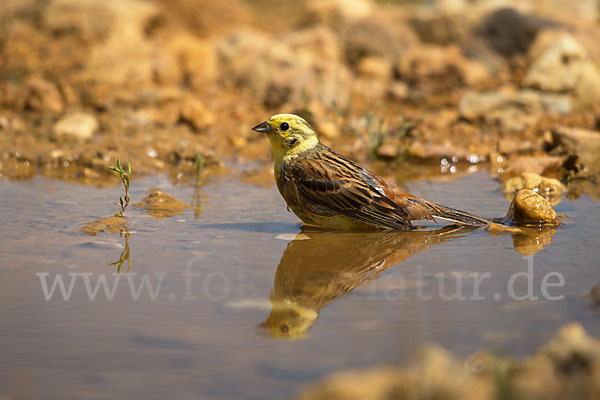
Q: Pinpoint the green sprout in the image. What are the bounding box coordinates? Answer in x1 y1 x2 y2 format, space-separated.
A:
194 152 203 177
366 110 385 159
193 152 204 219
107 158 131 218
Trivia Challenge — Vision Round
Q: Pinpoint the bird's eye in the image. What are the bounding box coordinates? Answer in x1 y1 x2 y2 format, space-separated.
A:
279 122 289 131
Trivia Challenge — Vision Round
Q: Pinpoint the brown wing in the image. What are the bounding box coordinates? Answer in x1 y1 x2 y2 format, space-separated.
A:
285 144 435 230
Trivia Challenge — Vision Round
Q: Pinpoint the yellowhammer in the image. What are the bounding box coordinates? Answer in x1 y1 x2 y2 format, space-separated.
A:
253 114 489 230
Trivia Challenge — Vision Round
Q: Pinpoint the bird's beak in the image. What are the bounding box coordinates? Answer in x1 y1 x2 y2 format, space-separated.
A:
252 121 271 134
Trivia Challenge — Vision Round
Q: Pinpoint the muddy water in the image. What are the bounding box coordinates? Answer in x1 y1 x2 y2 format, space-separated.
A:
1 172 599 399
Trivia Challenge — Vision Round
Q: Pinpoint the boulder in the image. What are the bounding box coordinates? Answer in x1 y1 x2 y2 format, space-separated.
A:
52 112 98 141
524 32 600 106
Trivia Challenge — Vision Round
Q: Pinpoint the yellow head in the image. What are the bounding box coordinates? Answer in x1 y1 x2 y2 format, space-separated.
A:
252 114 320 161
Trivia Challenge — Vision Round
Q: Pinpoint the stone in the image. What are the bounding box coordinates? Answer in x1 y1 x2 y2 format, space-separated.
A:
216 26 351 109
506 189 558 225
386 81 409 100
356 56 392 81
80 216 127 236
476 8 559 57
82 0 158 86
524 32 600 106
458 89 572 132
132 190 190 219
342 15 417 69
179 95 216 132
398 45 490 91
541 323 600 369
52 112 98 141
552 126 600 177
502 156 563 180
459 90 540 131
305 0 373 26
503 172 566 200
44 0 114 41
408 141 472 161
409 2 472 45
158 33 218 91
25 77 64 113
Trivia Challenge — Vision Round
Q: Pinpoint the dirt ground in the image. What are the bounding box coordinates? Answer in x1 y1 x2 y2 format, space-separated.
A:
0 0 598 200
2 0 600 396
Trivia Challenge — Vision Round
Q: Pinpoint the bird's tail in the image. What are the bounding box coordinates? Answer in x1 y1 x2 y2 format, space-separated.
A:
414 199 490 226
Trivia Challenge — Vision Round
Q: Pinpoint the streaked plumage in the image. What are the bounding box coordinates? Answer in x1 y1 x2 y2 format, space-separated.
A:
253 114 489 230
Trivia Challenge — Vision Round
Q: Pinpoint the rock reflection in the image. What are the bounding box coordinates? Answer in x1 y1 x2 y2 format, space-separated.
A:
260 226 475 339
511 226 558 256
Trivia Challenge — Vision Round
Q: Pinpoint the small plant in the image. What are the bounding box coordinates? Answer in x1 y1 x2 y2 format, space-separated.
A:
366 110 386 158
194 152 203 177
107 158 131 218
192 152 204 219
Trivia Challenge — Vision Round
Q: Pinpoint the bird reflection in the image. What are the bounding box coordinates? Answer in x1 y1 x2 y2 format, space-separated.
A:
259 225 475 339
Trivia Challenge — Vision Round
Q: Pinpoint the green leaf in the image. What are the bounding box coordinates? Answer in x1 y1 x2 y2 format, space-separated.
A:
108 166 119 172
117 158 122 172
127 162 132 175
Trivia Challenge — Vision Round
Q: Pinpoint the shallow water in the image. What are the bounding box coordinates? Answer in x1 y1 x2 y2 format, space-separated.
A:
1 172 599 399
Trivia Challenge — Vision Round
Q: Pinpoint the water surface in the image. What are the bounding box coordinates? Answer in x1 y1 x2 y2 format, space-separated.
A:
1 172 599 399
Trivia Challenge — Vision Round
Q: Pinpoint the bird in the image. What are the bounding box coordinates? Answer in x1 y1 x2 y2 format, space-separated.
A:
252 114 489 231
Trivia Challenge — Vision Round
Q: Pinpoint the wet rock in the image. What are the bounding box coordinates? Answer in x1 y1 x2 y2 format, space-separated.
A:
81 216 127 236
506 189 558 225
459 89 572 132
524 32 600 106
476 8 558 57
408 141 472 162
503 172 566 198
52 112 98 141
552 126 600 177
0 153 36 181
25 77 64 113
179 95 216 132
133 190 190 219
